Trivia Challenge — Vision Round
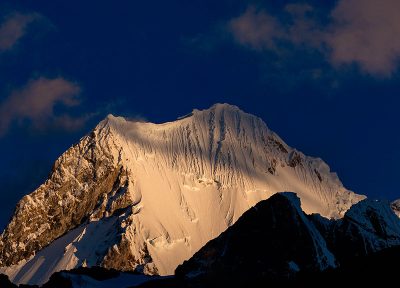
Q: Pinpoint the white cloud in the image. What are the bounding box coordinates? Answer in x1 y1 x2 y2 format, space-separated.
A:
228 6 283 50
0 77 87 135
228 0 400 76
327 0 400 76
0 12 38 52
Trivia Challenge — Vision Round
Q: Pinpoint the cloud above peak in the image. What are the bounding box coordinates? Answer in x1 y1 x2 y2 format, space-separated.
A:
0 77 88 136
0 12 38 52
228 0 400 76
229 6 283 51
328 0 400 75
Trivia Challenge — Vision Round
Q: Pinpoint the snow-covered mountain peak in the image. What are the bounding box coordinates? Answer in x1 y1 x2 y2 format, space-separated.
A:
202 102 242 114
192 102 241 114
192 102 257 122
0 103 364 285
105 113 118 120
101 113 128 126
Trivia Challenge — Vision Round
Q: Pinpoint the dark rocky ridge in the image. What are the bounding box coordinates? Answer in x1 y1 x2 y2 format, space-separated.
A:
172 192 400 287
175 193 335 283
311 197 400 264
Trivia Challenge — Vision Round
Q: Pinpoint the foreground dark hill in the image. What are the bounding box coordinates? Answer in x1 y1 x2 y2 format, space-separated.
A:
141 245 400 287
2 246 399 288
176 192 336 283
171 192 400 287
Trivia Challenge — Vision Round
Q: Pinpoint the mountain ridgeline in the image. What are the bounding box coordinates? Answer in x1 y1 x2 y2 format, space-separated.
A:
0 104 366 285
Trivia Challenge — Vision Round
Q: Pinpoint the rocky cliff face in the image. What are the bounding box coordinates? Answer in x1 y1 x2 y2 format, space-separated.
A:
311 198 400 263
0 104 364 285
392 200 400 217
0 122 126 267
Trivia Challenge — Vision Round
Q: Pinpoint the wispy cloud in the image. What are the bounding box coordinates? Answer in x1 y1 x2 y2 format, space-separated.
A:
0 77 89 136
327 0 400 76
0 12 38 52
228 0 400 76
229 6 283 51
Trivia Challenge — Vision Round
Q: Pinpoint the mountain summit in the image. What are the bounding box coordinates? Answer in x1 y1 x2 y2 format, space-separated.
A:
0 104 364 285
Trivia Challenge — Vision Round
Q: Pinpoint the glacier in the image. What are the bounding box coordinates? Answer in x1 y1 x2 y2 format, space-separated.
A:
0 103 364 285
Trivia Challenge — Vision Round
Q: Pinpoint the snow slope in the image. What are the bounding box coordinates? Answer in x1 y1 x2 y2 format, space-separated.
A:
341 198 400 252
7 215 123 285
310 197 400 265
0 103 364 285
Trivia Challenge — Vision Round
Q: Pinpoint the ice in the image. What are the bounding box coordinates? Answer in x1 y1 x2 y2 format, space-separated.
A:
0 103 364 285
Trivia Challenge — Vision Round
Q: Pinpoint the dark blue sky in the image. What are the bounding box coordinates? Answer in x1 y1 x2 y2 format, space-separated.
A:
1 0 400 228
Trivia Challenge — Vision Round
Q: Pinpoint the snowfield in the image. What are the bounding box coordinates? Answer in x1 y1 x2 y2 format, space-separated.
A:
0 104 364 285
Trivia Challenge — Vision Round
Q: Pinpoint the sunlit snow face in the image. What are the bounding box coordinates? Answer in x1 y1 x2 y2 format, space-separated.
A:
0 104 364 285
